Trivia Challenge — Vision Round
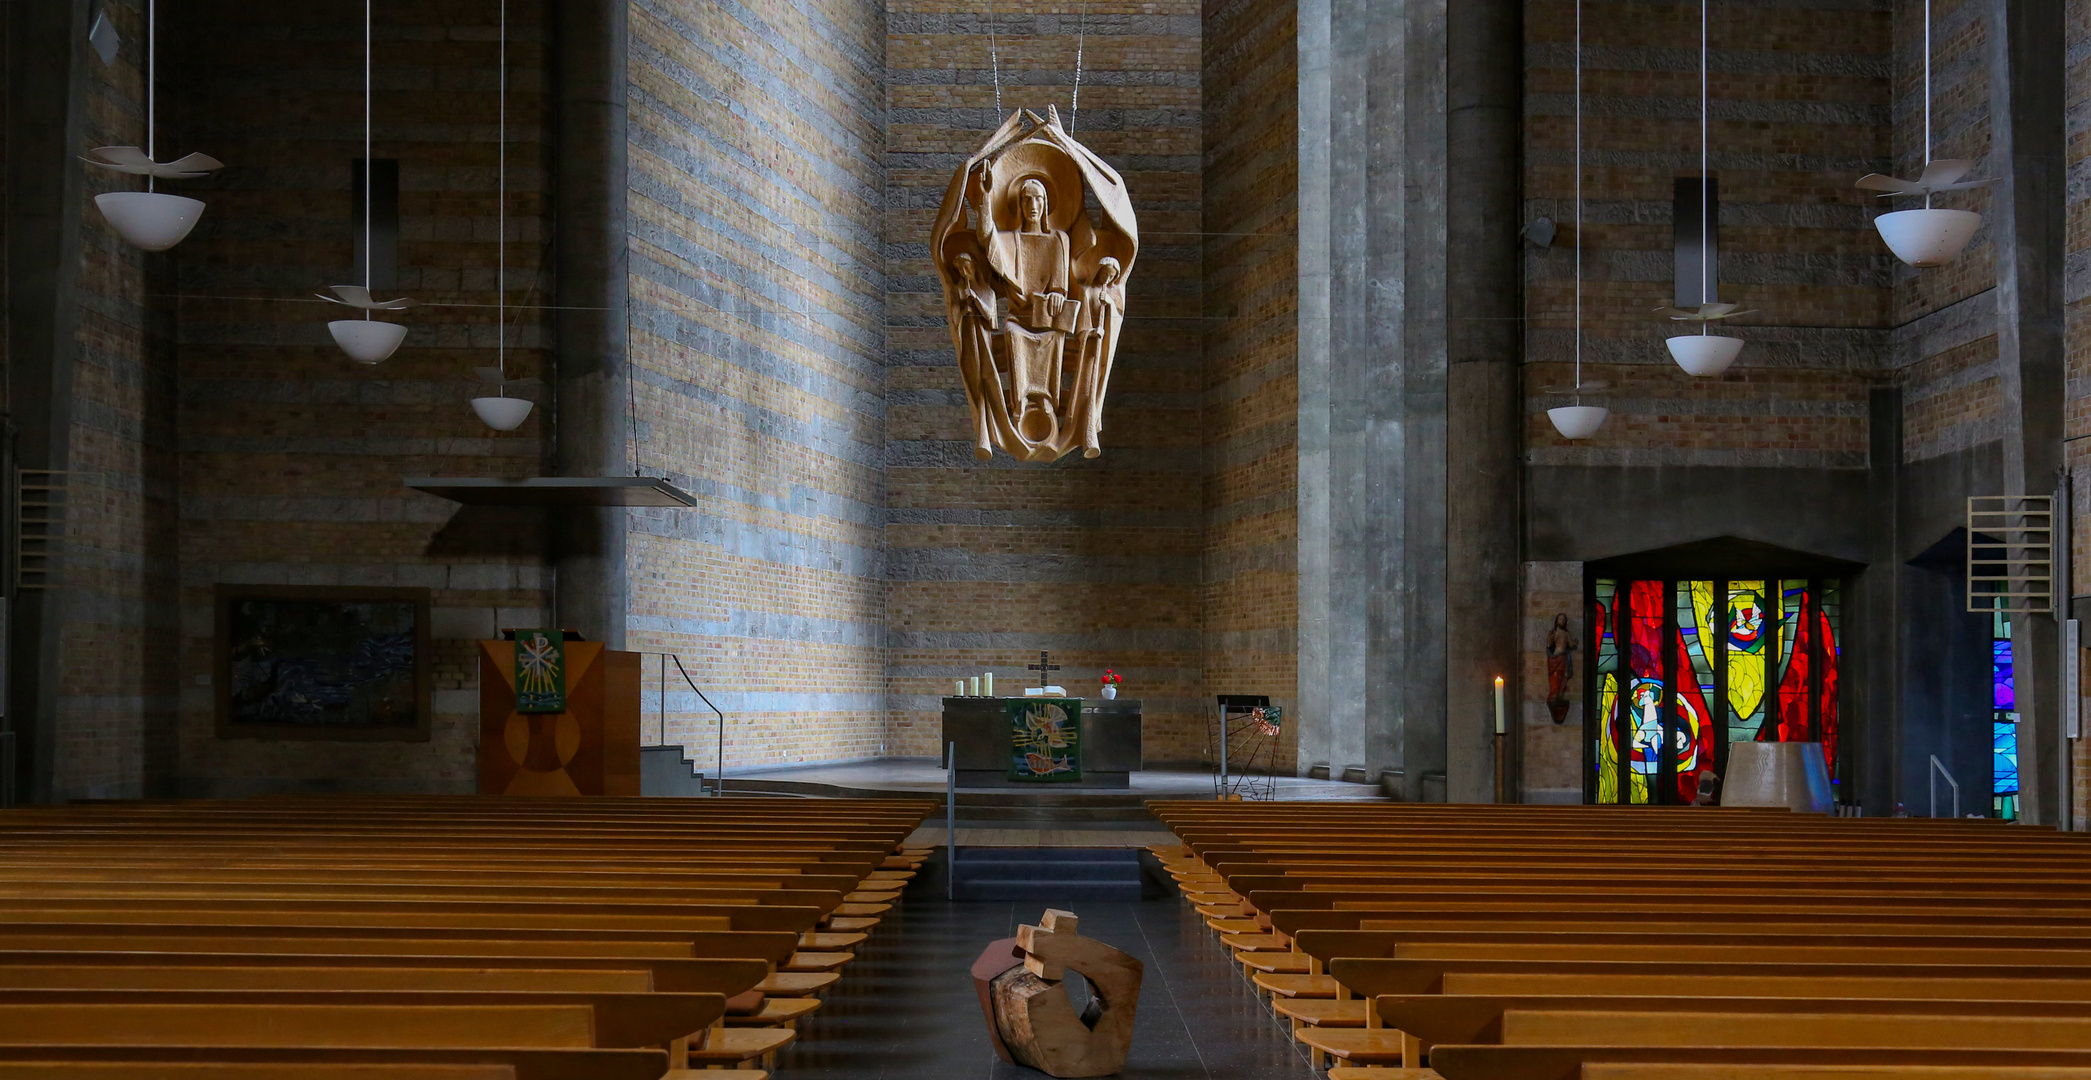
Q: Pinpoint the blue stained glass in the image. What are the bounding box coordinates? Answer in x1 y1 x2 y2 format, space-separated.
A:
1993 719 2019 797
1993 639 2015 711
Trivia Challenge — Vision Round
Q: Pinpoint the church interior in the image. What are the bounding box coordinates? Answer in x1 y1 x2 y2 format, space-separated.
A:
3 0 2091 1075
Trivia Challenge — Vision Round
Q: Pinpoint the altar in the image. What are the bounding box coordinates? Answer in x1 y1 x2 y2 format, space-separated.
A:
941 696 1142 788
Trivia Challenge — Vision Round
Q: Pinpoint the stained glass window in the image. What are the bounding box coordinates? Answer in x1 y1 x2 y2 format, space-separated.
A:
1992 604 2018 821
1589 575 1843 804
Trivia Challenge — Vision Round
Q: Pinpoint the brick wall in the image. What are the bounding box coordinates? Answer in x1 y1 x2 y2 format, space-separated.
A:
1200 0 1296 770
1890 0 1997 465
1522 0 1890 470
626 0 889 769
50 0 181 800
165 0 551 795
882 0 1208 762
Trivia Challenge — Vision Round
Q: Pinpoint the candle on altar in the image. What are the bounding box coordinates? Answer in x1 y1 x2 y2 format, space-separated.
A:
985 672 994 697
955 679 965 696
971 676 981 696
1493 676 1506 735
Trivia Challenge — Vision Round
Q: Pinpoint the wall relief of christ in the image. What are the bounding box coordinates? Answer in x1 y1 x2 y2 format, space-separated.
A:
931 106 1138 462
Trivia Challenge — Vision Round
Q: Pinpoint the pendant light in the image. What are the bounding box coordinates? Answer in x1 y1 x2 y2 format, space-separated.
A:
1549 0 1608 441
1654 0 1752 378
472 0 532 431
1855 0 1991 266
83 0 223 251
320 0 415 363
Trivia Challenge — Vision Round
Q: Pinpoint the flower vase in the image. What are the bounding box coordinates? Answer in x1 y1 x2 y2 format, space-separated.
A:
1101 685 1118 700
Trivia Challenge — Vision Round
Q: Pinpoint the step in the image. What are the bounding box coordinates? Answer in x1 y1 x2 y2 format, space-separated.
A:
951 879 1144 902
952 861 1137 882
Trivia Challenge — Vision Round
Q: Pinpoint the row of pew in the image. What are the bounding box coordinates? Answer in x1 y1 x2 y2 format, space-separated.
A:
1149 800 2091 1080
0 793 933 1080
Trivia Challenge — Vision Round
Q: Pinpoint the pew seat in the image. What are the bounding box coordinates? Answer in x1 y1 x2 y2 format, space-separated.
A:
1274 997 1367 1027
722 997 822 1028
1253 973 1338 998
756 972 839 997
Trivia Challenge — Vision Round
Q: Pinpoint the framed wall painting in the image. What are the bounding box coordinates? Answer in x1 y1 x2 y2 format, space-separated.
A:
214 584 432 741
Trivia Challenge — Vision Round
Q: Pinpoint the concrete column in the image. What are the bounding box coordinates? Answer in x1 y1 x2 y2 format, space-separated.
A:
549 0 630 648
1443 0 1523 803
4 0 91 803
1297 0 1450 799
1989 0 2066 825
1858 387 1902 815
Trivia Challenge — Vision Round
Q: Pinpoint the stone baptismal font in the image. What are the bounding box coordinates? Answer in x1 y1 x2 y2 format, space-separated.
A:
930 106 1140 462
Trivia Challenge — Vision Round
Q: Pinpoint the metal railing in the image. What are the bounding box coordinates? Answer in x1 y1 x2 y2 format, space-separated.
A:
638 651 727 796
1929 754 1960 819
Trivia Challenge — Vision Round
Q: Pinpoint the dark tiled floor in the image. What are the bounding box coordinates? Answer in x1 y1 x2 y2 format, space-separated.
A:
770 896 1320 1080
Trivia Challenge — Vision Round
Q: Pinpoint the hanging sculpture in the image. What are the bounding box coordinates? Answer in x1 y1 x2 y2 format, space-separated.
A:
930 106 1137 462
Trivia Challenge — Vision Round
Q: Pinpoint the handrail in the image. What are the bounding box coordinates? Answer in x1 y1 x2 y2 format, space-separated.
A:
634 650 727 797
945 740 957 901
1929 754 1960 819
669 654 727 796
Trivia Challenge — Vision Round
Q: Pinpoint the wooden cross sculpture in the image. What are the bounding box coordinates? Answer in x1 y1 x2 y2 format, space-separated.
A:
1028 650 1061 691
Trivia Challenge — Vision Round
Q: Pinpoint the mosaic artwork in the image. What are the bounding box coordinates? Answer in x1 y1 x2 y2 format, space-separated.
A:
1009 698 1083 782
216 586 429 740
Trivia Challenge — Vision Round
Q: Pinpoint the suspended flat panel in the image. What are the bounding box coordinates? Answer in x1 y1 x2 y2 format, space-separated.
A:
1674 175 1720 307
406 476 695 507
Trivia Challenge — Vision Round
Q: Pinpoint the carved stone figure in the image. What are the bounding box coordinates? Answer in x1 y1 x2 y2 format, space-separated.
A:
932 107 1138 462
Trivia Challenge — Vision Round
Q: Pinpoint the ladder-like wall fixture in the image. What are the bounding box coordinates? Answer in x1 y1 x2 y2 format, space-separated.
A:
1969 495 2054 613
15 469 71 592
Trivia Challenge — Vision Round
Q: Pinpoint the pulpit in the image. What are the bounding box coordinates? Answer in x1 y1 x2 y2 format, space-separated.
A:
478 638 642 796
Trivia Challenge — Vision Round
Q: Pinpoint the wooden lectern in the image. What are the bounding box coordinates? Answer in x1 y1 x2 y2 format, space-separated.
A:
478 640 642 796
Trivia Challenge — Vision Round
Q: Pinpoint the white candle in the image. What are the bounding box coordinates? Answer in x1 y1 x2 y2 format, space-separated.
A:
985 671 994 697
971 676 980 696
1493 676 1506 735
955 679 965 696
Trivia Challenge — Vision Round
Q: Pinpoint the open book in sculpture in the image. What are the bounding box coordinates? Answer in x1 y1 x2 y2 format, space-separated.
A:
931 106 1139 462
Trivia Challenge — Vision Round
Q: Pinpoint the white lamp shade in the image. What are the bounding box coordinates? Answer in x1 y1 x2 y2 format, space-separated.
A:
472 396 534 431
1874 208 1981 268
327 319 408 364
93 191 205 252
1547 405 1608 440
1666 334 1744 377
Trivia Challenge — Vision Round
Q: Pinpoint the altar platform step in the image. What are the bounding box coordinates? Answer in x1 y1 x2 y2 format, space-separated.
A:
949 847 1145 902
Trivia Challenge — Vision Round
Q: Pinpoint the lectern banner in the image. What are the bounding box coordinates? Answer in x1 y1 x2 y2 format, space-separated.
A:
1008 698 1082 782
513 629 567 714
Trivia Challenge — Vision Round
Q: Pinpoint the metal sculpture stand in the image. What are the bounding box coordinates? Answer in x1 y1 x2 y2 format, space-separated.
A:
971 909 1143 1077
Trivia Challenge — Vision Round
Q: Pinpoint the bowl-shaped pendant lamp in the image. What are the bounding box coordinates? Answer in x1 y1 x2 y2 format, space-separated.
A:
1548 405 1609 441
471 396 533 431
1873 207 1982 268
93 191 205 252
328 319 408 364
1665 334 1744 377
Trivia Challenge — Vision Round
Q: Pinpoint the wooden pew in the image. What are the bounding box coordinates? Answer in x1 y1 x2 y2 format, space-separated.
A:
0 1046 672 1080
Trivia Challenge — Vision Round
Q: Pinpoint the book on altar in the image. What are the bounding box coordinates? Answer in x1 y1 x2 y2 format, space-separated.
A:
1023 686 1069 697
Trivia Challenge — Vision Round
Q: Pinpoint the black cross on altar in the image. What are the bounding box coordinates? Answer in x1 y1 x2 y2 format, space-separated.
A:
1028 650 1061 690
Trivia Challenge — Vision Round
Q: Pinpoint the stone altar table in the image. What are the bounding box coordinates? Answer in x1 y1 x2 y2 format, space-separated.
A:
942 696 1142 788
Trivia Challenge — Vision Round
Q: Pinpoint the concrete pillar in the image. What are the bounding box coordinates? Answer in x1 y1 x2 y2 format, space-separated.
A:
1297 0 1450 799
4 0 91 803
1988 0 2066 825
549 0 630 648
1443 0 1523 803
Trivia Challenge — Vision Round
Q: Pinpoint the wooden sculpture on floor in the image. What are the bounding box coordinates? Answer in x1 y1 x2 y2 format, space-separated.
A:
971 908 1143 1077
932 106 1139 462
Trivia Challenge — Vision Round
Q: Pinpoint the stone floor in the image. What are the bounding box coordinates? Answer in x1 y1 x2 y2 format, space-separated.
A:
768 895 1319 1080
